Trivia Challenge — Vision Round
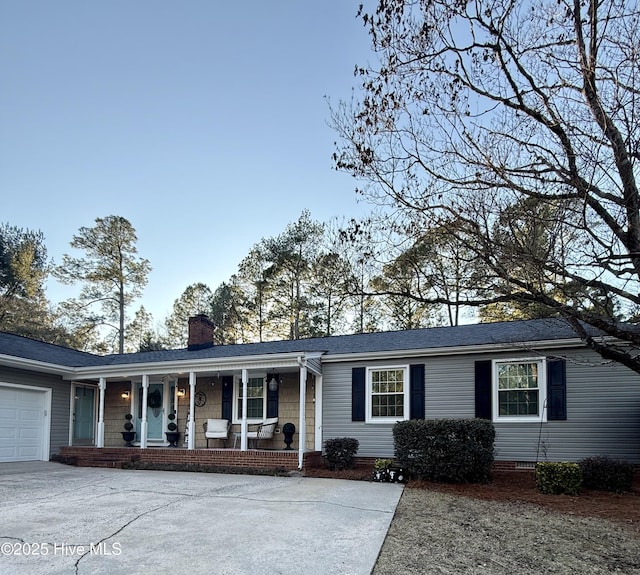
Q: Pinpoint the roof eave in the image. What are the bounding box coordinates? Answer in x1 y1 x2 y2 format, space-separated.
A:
0 337 595 378
0 354 76 377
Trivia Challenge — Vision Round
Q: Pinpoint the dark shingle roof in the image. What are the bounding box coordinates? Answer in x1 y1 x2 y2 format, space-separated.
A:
0 318 590 370
0 331 105 367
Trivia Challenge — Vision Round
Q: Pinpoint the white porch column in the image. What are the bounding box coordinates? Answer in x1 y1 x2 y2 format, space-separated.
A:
298 358 307 469
188 372 196 450
314 374 323 452
96 377 106 448
240 369 248 451
140 374 149 449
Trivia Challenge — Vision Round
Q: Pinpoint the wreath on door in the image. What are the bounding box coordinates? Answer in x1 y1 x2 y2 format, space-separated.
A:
148 389 162 409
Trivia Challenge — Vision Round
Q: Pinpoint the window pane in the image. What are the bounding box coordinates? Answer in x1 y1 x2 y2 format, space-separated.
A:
247 397 263 418
498 363 539 390
498 390 539 416
372 393 404 417
370 368 406 419
238 377 264 419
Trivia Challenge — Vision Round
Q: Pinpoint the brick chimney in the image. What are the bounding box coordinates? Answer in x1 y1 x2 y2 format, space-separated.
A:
188 314 214 351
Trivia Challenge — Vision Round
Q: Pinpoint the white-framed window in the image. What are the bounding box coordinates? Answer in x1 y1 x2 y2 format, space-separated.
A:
233 375 266 423
366 365 410 424
493 358 547 422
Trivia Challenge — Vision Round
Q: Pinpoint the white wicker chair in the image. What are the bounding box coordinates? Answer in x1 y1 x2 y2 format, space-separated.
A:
246 417 278 448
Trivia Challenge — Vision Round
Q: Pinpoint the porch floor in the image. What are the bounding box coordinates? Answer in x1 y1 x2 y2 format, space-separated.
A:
58 446 322 472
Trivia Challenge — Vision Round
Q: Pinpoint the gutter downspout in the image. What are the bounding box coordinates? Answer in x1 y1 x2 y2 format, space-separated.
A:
97 378 106 448
140 374 149 449
241 368 248 451
298 356 307 470
187 372 196 449
314 373 323 451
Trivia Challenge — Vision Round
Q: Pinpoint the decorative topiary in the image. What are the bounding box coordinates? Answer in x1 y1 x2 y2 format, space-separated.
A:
121 413 136 446
165 412 181 447
124 413 134 431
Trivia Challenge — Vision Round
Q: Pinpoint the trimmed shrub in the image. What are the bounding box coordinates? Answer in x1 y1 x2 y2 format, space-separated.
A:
536 462 582 495
580 456 634 493
393 419 495 483
323 437 359 470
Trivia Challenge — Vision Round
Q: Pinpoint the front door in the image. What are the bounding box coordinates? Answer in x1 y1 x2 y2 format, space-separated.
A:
73 386 95 445
136 383 165 441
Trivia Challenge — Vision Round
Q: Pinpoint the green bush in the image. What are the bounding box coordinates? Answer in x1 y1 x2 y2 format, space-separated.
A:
580 456 634 493
374 458 394 470
324 437 359 470
393 419 495 483
535 462 582 495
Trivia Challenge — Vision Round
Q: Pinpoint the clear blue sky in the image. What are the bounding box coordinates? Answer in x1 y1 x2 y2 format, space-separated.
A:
1 1 374 323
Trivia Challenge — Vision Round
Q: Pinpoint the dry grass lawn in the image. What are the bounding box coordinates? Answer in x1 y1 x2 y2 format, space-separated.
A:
373 488 640 575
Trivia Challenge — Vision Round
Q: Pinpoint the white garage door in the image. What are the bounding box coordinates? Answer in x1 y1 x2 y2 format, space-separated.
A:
0 385 47 462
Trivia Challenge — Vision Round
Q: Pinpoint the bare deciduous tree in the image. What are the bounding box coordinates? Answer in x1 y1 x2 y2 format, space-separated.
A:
332 0 640 372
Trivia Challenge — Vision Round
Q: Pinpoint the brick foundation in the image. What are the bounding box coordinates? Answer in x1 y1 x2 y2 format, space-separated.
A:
58 447 321 472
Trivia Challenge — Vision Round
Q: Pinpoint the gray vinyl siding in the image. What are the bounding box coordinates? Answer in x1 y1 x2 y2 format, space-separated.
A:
322 347 640 463
323 359 416 458
491 347 640 463
0 366 71 457
424 356 476 419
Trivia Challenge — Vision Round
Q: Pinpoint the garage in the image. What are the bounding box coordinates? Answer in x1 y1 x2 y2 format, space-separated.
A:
0 384 50 462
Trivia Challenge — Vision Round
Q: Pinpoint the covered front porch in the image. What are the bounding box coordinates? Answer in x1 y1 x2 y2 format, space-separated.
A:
68 352 323 470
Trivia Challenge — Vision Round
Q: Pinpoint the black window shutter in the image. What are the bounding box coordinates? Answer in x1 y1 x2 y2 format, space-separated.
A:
221 376 233 421
409 364 425 420
475 360 492 419
352 367 366 421
267 374 279 418
547 358 567 420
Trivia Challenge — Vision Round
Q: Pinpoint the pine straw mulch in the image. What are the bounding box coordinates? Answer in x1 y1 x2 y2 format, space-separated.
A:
303 464 640 533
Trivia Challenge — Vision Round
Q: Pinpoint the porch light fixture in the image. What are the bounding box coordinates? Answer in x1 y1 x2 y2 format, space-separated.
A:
268 376 279 392
177 388 186 398
121 391 130 400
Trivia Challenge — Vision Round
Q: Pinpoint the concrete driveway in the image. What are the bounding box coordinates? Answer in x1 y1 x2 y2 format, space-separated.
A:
0 462 403 575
